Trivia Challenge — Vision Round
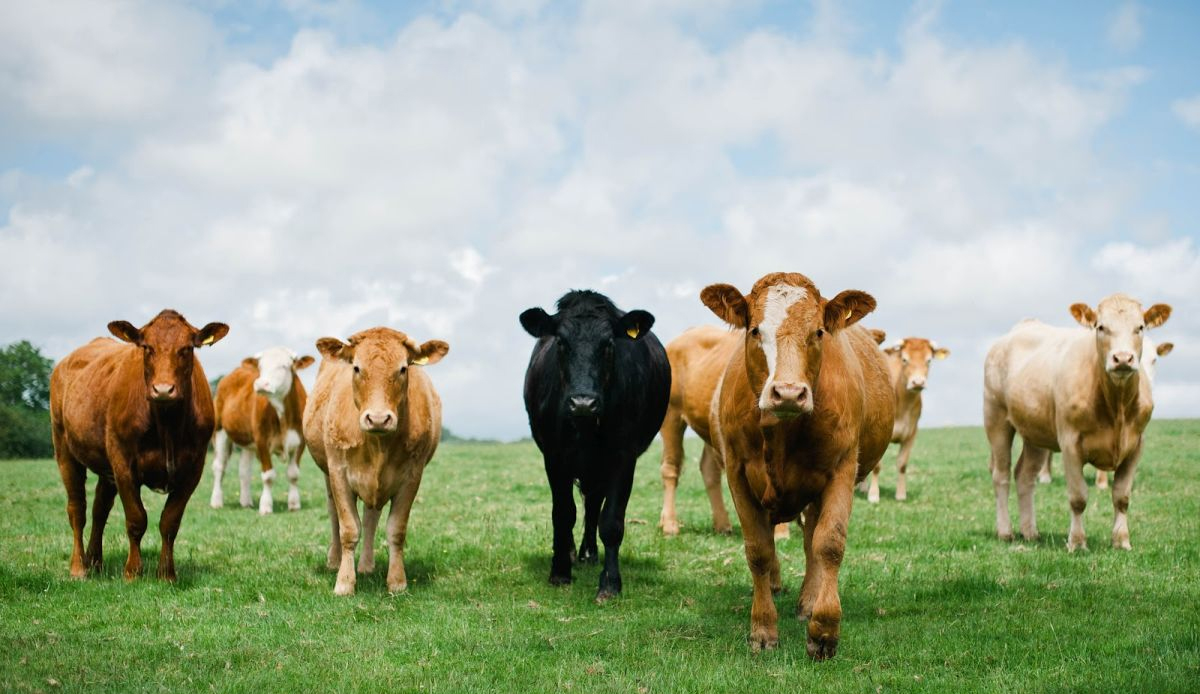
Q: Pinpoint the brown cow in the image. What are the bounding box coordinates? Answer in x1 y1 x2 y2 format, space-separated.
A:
658 325 739 536
861 337 949 503
49 310 228 580
209 347 315 514
984 294 1170 550
701 272 893 658
303 327 448 596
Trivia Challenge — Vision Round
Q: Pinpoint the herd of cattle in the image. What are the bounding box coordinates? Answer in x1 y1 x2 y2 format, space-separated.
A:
45 272 1173 660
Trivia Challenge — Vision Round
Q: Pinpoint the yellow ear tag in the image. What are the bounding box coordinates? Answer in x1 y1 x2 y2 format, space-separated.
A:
201 335 215 346
412 356 429 366
845 309 853 321
626 326 640 339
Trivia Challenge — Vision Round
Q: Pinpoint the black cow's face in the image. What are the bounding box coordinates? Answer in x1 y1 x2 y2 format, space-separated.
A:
521 306 654 419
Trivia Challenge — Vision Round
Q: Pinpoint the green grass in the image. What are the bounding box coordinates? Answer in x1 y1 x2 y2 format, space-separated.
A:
2 421 1198 693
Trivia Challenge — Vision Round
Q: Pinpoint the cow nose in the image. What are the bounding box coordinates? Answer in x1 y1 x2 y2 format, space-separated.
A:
908 377 926 391
768 382 809 408
361 410 396 432
568 395 598 416
151 383 177 400
1111 352 1136 369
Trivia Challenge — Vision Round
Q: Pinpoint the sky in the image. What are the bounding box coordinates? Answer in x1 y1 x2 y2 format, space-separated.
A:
1 0 1198 440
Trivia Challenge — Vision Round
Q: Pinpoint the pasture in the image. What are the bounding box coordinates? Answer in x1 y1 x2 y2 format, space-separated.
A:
2 421 1198 693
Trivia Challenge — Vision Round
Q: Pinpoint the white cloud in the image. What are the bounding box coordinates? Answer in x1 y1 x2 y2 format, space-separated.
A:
1107 2 1142 53
1173 94 1200 130
1 2 1194 437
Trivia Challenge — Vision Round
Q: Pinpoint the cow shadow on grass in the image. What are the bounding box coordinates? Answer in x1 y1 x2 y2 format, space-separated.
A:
0 550 216 591
306 555 437 594
518 551 667 593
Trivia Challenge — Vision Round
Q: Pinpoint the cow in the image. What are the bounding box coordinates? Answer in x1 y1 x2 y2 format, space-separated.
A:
1037 336 1174 487
303 327 448 596
520 290 671 602
700 272 893 658
983 294 1171 551
658 325 739 537
860 337 949 503
209 347 315 514
49 309 228 581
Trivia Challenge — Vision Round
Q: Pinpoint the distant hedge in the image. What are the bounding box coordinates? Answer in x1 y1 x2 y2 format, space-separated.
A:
0 341 54 460
0 404 53 459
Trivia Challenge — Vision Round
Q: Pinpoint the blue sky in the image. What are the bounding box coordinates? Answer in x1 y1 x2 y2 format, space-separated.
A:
2 0 1198 438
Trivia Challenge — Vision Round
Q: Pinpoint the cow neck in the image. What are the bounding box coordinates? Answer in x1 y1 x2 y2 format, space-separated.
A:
758 419 801 515
1095 363 1143 422
149 399 189 481
282 376 304 429
893 368 921 406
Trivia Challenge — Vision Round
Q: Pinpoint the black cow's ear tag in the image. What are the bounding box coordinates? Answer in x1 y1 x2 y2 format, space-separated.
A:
626 326 640 339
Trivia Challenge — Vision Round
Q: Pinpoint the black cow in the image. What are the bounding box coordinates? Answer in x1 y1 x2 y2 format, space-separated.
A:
520 290 671 601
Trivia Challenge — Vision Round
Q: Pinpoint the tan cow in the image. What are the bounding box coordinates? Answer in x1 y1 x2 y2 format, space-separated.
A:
303 327 448 595
210 347 315 514
701 272 893 658
984 294 1170 550
658 325 739 536
860 337 949 503
1037 337 1174 487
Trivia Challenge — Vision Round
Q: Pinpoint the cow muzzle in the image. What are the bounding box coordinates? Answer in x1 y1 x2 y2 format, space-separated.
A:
907 377 926 392
360 410 397 433
149 383 180 402
568 395 599 417
763 381 811 418
1107 352 1138 379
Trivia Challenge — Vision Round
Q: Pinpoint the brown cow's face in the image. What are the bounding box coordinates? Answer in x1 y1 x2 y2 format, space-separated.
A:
108 310 229 403
702 272 875 425
316 327 448 435
884 338 949 392
1070 294 1171 385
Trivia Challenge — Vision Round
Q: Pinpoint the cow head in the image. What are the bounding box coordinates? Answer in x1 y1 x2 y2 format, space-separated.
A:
883 337 949 392
701 272 875 424
1070 294 1171 384
243 347 315 402
1141 338 1173 385
520 294 654 419
316 327 448 435
108 309 229 404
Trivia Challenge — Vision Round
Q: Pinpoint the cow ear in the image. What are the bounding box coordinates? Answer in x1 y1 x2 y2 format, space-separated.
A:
519 308 556 338
241 357 259 369
618 310 655 340
294 355 316 370
316 337 352 362
411 340 449 366
700 284 749 328
824 290 876 332
108 321 142 345
933 347 951 360
1157 342 1173 357
1144 303 1171 328
195 323 229 348
867 328 887 345
1070 303 1096 328
883 339 904 355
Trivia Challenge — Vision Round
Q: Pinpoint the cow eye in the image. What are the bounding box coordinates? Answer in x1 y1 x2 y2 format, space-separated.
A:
750 327 760 338
353 365 361 374
1135 325 1144 333
1096 324 1106 333
815 328 825 339
901 356 909 364
399 365 407 375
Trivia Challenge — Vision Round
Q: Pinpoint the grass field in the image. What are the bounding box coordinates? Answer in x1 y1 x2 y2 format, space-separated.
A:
1 421 1198 693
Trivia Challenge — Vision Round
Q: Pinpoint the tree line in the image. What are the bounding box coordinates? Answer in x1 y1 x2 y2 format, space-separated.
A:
0 341 54 459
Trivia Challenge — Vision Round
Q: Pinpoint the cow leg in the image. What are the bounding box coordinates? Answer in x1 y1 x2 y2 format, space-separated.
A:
895 436 916 501
209 429 232 508
866 462 881 504
85 477 117 572
984 404 1016 541
359 506 381 574
323 474 340 570
658 405 686 536
1015 442 1047 541
55 457 88 579
1061 446 1089 552
1095 469 1109 490
546 461 576 586
256 441 275 515
157 466 201 582
804 461 856 661
111 462 148 581
700 445 732 534
385 468 425 594
285 430 303 511
578 490 601 565
1038 454 1052 484
596 459 637 602
238 447 254 508
328 461 362 595
726 465 779 651
1111 442 1141 550
796 503 819 620
774 522 791 540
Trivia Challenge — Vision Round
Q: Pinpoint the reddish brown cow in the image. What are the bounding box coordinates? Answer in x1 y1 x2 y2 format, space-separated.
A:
702 273 893 658
49 310 228 580
209 347 315 514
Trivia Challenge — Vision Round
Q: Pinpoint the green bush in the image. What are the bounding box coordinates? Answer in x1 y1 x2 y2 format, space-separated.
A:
0 404 53 459
0 340 54 460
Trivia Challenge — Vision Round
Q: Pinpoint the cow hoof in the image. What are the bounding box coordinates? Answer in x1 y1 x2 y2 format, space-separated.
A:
748 628 779 653
1037 474 1051 484
576 548 599 565
258 508 272 516
806 635 839 661
998 530 1014 542
595 587 620 604
69 566 87 580
895 492 907 502
1066 537 1088 553
358 562 375 575
1112 536 1131 550
1022 531 1040 542
288 501 301 512
867 494 880 504
714 523 733 535
210 499 223 509
157 569 177 583
387 581 408 595
661 518 680 536
549 573 573 586
334 581 355 596
240 501 253 509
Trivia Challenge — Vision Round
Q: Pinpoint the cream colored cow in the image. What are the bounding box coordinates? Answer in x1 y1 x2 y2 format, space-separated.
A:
984 295 1170 551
